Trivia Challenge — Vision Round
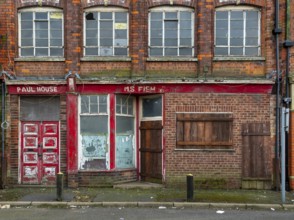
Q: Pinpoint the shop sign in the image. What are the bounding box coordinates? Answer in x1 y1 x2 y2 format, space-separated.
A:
9 85 63 94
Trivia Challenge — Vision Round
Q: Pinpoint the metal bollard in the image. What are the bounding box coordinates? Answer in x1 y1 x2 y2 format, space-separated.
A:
187 174 194 202
56 172 64 201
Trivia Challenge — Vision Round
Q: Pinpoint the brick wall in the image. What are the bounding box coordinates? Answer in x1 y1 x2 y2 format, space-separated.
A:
164 92 275 189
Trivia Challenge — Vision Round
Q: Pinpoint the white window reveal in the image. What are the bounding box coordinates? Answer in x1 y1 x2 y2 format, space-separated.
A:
115 95 135 169
19 8 64 57
84 8 129 56
149 7 194 57
215 6 261 56
79 95 109 170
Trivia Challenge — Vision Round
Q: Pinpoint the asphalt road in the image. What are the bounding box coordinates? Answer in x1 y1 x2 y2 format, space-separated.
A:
0 207 293 220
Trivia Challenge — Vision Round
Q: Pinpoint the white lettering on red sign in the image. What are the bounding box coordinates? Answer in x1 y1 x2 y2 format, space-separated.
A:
16 86 58 93
123 86 158 93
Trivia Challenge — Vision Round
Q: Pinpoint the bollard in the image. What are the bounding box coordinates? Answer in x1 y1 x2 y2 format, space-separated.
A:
56 172 64 201
187 174 194 202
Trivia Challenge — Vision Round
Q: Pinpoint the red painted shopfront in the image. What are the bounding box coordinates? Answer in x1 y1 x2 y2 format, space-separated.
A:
6 80 274 187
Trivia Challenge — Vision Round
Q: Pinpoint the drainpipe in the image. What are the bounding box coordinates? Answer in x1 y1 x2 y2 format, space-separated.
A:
1 79 5 188
273 0 282 190
283 0 294 191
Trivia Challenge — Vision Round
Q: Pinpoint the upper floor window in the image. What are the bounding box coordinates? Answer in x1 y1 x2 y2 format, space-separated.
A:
215 7 260 57
84 8 129 56
18 8 64 57
149 7 194 57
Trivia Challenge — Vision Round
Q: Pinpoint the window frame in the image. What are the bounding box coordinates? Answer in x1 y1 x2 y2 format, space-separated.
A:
83 7 129 57
18 7 64 57
214 6 261 57
148 6 194 57
176 113 233 149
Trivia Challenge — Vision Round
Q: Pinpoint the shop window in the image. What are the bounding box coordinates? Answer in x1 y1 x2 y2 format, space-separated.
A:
115 95 135 169
18 8 64 57
176 113 233 149
149 7 194 57
84 8 128 56
215 7 260 56
79 95 109 170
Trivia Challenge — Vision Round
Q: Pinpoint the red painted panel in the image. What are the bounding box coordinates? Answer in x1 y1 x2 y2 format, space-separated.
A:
67 94 78 174
109 94 115 170
76 83 273 94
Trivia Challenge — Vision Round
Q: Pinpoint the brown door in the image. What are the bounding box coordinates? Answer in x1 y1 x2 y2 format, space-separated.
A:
140 120 163 183
21 121 59 185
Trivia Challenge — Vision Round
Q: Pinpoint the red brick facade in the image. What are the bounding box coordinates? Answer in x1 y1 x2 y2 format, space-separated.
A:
0 0 293 189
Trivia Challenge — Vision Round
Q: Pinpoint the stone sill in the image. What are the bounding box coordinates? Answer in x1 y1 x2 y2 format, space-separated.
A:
174 148 235 152
15 57 65 62
81 56 131 62
213 56 265 61
147 57 198 62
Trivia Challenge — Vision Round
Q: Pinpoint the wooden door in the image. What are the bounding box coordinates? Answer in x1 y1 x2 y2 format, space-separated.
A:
21 121 59 185
140 121 162 183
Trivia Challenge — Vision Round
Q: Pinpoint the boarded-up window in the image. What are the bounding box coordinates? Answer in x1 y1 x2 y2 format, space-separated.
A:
176 113 233 149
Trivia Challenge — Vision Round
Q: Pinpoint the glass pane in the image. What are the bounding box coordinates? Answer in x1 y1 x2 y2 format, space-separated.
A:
115 30 127 39
165 29 177 38
151 21 162 29
151 30 163 38
215 47 228 55
21 39 33 46
86 38 97 46
85 48 98 56
99 95 108 113
116 116 134 133
100 39 113 46
36 39 48 47
100 12 112 19
36 30 48 38
100 21 113 29
81 96 89 113
115 134 134 169
21 30 33 38
230 38 243 46
180 30 191 38
114 48 128 56
86 20 97 29
115 12 127 22
216 11 228 20
51 20 62 29
35 12 47 20
150 12 163 20
231 11 243 20
150 48 163 56
165 48 177 56
246 37 258 46
21 21 33 29
165 39 177 46
179 48 192 56
165 21 177 29
100 30 113 38
180 20 191 29
100 47 113 56
87 30 98 38
21 48 34 56
180 38 192 46
115 39 128 46
80 116 108 133
230 20 243 29
216 28 228 38
50 30 62 39
216 38 228 45
231 29 243 38
50 48 63 56
165 12 177 20
36 21 48 30
230 47 243 55
246 11 258 20
150 38 162 46
142 96 162 117
180 11 191 20
21 12 33 20
245 47 259 56
35 48 48 56
90 96 98 114
246 28 258 37
246 20 257 28
216 20 227 29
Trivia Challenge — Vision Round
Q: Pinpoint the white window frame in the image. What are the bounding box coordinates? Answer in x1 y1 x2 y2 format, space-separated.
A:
83 7 129 57
140 95 163 121
148 6 194 57
214 6 261 57
78 95 110 171
18 7 64 57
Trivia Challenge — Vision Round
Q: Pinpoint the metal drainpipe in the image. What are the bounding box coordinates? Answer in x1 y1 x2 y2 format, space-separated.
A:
1 80 5 188
284 0 294 191
274 0 282 190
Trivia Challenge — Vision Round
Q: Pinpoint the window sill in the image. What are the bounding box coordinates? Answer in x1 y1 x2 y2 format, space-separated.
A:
78 168 136 173
147 57 198 62
174 148 235 152
81 56 131 62
15 57 65 62
213 56 265 61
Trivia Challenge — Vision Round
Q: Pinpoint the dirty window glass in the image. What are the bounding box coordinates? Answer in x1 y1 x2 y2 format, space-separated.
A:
142 96 162 118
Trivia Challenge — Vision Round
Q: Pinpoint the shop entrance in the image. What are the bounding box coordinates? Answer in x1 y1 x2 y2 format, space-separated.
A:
139 96 163 183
